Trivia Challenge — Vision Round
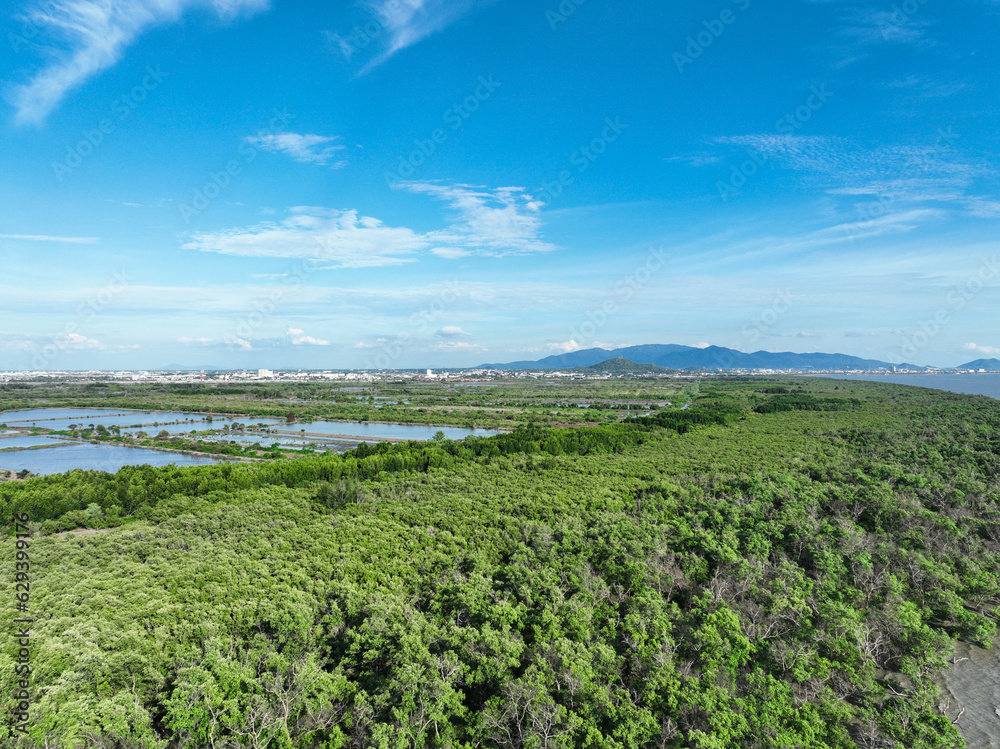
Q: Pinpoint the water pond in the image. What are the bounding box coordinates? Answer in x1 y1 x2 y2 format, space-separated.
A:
0 408 504 474
8 413 282 432
0 435 67 449
274 421 503 441
0 443 224 476
1 408 140 422
200 433 354 451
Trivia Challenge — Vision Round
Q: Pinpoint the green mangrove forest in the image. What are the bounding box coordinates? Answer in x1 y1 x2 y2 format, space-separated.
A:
2 376 999 748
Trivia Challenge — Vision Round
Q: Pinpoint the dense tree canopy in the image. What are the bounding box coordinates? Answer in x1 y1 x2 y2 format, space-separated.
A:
1 377 998 747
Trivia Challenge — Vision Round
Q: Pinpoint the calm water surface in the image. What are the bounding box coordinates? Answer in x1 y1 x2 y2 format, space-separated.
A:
202 433 355 450
275 421 503 440
0 408 504 473
824 373 1000 399
0 435 66 449
0 443 223 475
1 408 140 422
7 413 282 432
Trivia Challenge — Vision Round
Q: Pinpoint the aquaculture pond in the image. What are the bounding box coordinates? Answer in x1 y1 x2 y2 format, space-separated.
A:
0 435 67 450
272 421 504 441
0 443 224 476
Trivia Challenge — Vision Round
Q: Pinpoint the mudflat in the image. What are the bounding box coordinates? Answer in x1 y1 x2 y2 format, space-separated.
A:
938 641 1000 748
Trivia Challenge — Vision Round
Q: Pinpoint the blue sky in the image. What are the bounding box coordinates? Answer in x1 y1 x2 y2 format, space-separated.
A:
1 0 999 370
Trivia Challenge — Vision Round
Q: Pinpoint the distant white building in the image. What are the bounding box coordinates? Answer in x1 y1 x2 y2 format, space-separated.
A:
258 369 274 379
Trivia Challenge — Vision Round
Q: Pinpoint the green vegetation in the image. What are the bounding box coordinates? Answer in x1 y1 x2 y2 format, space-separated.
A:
1 377 998 747
0 376 701 430
573 358 674 376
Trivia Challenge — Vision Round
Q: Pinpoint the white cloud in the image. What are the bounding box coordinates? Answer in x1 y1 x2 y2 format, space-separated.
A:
286 327 330 346
178 337 212 344
714 133 994 224
434 326 471 339
841 9 931 47
0 233 99 243
59 333 104 349
664 153 723 167
429 246 471 259
354 339 389 349
183 207 427 268
826 7 935 68
185 183 557 266
692 342 711 348
546 340 583 353
338 0 495 72
244 132 347 167
398 182 558 256
431 340 486 352
964 198 1000 219
9 0 268 125
716 135 978 193
961 343 1000 357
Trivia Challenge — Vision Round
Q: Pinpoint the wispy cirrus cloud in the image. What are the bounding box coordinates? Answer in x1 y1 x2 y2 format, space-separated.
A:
398 182 556 256
712 133 996 223
825 6 935 68
8 0 268 125
244 132 347 167
183 182 557 266
0 233 99 243
328 0 496 72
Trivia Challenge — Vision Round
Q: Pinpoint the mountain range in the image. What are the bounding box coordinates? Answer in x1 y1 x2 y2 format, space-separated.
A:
480 344 929 371
957 358 1000 371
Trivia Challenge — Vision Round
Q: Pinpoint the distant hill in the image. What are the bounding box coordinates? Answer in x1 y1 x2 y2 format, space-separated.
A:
573 358 672 375
957 358 1000 371
484 344 692 370
481 344 926 372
